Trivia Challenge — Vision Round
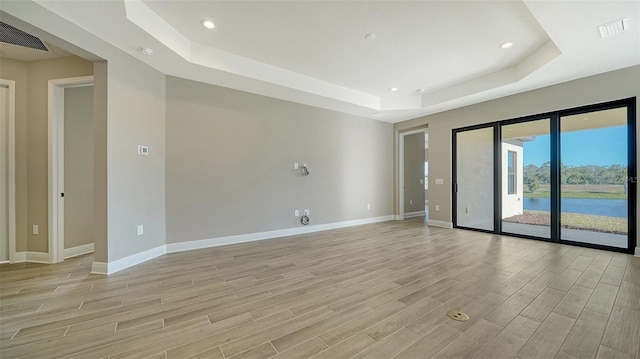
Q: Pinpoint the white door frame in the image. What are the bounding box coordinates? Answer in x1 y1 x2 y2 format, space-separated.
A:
398 127 428 220
0 79 16 263
48 76 94 263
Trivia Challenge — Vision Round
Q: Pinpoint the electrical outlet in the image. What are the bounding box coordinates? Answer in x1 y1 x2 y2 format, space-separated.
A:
294 163 299 170
367 203 371 210
32 225 38 235
304 209 310 216
435 205 440 211
137 225 144 236
294 209 299 216
410 199 413 206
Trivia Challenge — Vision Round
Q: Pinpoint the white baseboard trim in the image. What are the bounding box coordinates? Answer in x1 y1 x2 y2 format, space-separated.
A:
427 220 453 229
14 252 26 262
91 262 107 275
635 247 639 257
64 243 94 259
404 211 426 219
167 215 395 254
91 245 167 275
92 215 395 275
13 251 50 263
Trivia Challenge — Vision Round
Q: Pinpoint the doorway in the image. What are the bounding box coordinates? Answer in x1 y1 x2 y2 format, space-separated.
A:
398 128 428 220
453 98 636 253
0 79 16 263
48 76 94 263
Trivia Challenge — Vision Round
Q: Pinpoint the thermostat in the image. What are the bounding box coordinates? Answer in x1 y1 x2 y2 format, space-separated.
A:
137 145 149 156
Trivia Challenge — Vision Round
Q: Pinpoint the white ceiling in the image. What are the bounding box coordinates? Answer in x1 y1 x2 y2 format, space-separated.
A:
2 0 639 123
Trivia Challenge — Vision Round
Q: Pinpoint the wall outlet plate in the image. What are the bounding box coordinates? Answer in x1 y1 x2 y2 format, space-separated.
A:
294 210 299 216
137 225 144 236
304 209 310 216
137 145 149 156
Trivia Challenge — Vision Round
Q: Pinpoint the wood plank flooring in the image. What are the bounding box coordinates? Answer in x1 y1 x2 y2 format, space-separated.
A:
1 218 639 359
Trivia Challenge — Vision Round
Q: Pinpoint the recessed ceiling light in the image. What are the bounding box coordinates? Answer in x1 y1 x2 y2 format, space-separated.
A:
500 42 513 49
201 19 215 29
389 87 398 92
364 33 376 40
138 47 153 55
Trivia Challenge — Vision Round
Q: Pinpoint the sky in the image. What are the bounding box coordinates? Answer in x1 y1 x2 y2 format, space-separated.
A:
523 125 627 167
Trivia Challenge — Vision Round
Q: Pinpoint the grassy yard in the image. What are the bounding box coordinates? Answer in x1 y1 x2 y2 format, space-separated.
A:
524 184 627 199
503 210 627 234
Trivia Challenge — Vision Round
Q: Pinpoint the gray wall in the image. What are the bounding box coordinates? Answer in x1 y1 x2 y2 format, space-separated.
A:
165 77 393 244
0 58 28 253
394 65 640 228
404 132 425 213
2 6 166 264
0 56 93 254
106 56 166 261
64 86 94 249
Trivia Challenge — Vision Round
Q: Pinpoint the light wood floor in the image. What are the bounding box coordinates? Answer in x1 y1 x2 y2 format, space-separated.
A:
1 218 639 359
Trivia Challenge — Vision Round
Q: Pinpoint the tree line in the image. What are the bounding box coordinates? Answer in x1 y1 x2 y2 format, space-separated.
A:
523 162 627 193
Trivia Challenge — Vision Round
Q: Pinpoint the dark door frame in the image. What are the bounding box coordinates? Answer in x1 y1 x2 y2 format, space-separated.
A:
452 97 637 254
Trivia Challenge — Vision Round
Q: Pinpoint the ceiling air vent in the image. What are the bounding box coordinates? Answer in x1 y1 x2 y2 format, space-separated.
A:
0 21 49 51
598 18 629 38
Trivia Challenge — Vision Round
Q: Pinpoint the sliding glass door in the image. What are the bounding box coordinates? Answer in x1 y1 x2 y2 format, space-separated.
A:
501 119 551 239
560 107 630 248
452 98 636 253
454 127 495 231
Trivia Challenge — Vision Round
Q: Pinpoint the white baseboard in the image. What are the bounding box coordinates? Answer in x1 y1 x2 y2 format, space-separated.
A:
13 251 50 263
167 215 394 254
635 247 639 257
91 261 107 275
14 252 26 262
404 211 426 219
91 245 167 275
64 243 94 259
427 220 453 229
93 215 395 275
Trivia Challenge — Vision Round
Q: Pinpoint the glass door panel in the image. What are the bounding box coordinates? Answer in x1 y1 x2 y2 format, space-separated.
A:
501 119 551 238
455 127 494 230
560 108 628 248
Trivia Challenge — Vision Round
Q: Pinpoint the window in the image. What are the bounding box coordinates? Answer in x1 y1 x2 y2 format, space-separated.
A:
508 151 517 195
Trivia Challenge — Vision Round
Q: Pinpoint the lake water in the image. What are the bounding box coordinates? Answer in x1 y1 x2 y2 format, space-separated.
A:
524 197 627 218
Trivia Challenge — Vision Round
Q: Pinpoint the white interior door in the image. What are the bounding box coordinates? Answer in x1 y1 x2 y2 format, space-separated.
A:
0 84 9 262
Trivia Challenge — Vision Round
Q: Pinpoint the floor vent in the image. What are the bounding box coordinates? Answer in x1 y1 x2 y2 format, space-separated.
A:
447 310 469 322
0 21 49 52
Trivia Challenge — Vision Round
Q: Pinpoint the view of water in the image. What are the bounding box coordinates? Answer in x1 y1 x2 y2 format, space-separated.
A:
524 197 627 218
